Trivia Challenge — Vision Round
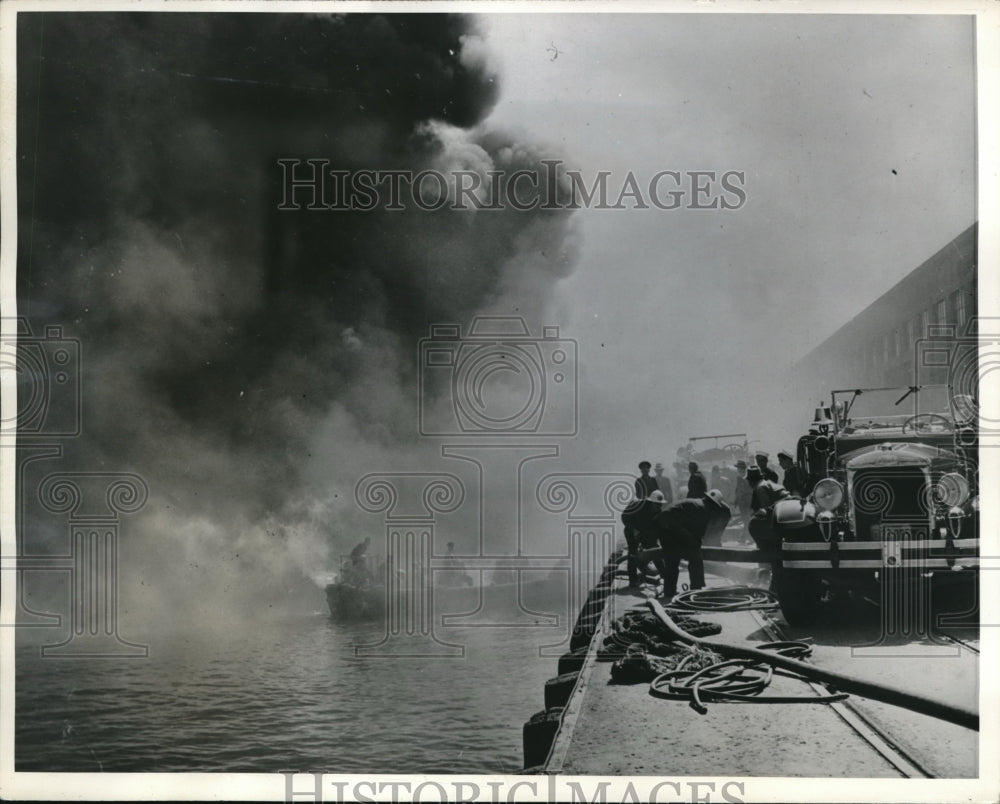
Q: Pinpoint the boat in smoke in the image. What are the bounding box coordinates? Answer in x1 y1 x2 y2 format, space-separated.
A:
324 555 570 622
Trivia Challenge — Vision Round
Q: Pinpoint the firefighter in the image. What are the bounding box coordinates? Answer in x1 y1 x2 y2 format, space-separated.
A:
621 486 664 588
745 466 789 569
755 451 779 483
652 490 731 599
777 449 809 496
621 462 659 587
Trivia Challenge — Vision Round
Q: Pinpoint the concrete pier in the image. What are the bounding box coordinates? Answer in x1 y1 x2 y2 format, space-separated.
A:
523 545 978 777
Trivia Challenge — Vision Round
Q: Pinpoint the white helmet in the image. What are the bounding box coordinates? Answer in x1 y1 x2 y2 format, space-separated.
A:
705 489 725 506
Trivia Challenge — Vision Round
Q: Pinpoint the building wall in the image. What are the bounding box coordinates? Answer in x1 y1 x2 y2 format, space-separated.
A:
796 222 977 396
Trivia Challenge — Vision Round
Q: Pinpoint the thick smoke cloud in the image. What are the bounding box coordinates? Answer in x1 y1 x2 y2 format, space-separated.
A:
16 12 577 622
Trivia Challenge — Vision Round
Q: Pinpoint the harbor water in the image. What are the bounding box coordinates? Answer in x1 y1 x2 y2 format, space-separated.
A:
15 608 570 774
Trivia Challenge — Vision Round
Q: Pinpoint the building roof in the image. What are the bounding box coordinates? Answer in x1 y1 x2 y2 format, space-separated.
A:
799 222 977 367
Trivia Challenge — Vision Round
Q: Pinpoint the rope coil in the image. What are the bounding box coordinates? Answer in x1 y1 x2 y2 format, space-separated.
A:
649 641 847 714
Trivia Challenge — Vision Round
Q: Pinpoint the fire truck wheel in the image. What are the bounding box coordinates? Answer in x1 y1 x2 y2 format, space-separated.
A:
777 569 823 627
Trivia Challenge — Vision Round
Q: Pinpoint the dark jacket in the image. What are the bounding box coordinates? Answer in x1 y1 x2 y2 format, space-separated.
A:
686 471 708 499
623 474 660 540
635 474 658 499
653 497 731 545
781 464 807 496
758 464 779 483
632 473 660 518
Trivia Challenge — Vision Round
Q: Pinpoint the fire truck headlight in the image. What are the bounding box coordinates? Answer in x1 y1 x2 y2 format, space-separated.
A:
934 473 970 507
813 478 844 511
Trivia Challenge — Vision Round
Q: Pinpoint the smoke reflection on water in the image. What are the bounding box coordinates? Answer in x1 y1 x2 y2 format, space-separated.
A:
15 613 565 774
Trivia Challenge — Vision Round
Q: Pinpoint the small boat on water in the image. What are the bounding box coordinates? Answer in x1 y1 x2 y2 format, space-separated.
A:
325 564 571 622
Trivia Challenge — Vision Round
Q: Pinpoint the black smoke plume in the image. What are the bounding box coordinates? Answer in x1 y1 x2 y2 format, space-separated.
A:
16 12 577 621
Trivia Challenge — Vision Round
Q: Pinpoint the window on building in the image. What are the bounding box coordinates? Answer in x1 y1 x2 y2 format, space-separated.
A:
920 310 930 338
907 318 916 348
953 290 967 328
936 299 948 325
883 333 890 364
894 329 901 358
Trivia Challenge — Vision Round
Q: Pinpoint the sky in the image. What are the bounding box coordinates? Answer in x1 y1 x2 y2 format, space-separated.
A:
480 12 976 463
4 8 980 626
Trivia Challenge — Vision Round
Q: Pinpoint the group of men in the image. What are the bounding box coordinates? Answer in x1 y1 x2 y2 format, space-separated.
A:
621 461 732 598
731 450 810 529
622 448 812 597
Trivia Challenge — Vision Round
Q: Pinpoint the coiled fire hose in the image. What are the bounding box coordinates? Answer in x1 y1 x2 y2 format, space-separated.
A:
647 599 979 731
666 586 779 612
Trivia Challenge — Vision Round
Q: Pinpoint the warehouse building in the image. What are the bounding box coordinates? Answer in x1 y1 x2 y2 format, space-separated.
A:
796 222 977 393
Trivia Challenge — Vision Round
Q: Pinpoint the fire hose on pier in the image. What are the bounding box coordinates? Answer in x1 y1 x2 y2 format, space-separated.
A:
647 598 979 732
666 586 777 612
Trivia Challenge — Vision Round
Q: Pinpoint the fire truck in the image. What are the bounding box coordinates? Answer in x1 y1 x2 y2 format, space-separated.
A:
769 386 979 625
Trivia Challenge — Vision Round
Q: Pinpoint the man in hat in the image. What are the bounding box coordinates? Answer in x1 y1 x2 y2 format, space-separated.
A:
747 466 789 514
686 461 707 499
621 461 661 587
635 460 658 501
622 489 667 588
653 462 674 509
776 449 808 496
651 489 731 599
755 451 779 483
638 490 670 582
